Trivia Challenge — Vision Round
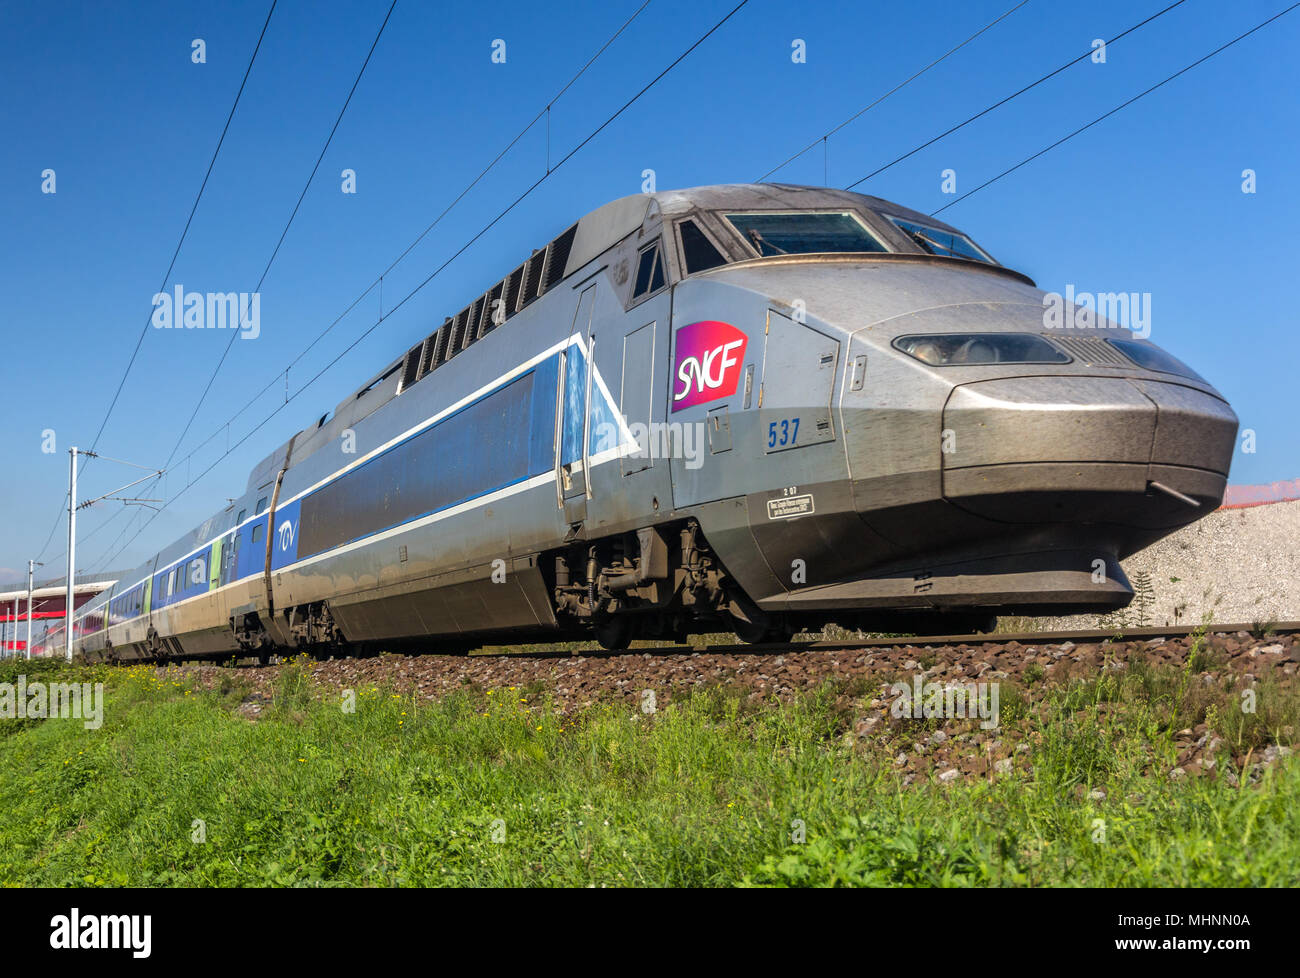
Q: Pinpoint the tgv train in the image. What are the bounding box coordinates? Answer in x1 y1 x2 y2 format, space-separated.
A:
59 184 1237 661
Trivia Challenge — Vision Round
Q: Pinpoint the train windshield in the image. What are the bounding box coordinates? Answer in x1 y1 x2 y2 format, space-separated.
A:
895 333 1069 366
887 216 993 264
726 211 887 257
1107 338 1205 382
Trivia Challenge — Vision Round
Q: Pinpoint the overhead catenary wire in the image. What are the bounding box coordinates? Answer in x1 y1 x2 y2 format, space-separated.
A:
931 3 1300 215
159 0 655 482
30 0 280 568
94 0 754 574
754 0 1032 183
89 0 401 576
843 0 1190 191
89 0 657 573
160 0 400 473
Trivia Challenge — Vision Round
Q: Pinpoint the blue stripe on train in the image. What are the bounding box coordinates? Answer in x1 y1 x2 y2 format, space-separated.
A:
291 354 563 563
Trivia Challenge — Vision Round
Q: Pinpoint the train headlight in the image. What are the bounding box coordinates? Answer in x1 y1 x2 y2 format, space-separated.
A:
893 333 1069 366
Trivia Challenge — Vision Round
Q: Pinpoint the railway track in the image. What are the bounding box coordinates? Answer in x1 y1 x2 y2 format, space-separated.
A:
681 620 1300 658
162 620 1299 739
183 619 1300 668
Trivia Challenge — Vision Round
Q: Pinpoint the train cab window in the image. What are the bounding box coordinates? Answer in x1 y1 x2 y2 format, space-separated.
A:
678 220 728 273
886 215 993 264
726 211 887 257
255 497 268 515
633 242 666 298
1106 338 1205 382
237 509 246 524
894 333 1069 366
252 523 264 544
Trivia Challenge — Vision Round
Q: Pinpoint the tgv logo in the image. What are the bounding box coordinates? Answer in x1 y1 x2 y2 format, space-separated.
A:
277 519 294 551
672 320 748 412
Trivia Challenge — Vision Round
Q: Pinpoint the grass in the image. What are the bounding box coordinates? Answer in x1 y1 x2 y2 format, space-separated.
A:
0 652 1297 887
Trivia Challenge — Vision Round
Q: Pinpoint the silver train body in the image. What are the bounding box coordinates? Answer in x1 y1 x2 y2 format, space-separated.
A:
61 184 1237 659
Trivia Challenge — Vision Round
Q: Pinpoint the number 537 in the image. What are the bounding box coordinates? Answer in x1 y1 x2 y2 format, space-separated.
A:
768 417 799 448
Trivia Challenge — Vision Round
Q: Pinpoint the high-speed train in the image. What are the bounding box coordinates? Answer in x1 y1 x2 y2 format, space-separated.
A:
58 183 1237 661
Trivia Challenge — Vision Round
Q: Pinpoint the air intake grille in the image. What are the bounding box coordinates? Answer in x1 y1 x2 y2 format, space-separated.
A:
1049 335 1132 367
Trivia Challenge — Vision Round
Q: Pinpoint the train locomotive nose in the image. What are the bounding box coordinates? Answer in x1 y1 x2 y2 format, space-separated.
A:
941 374 1238 539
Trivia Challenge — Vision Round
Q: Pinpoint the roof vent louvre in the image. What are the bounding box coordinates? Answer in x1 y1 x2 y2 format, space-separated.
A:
481 282 504 336
521 249 546 308
398 342 422 391
505 264 526 315
447 309 469 358
429 320 450 370
544 224 577 290
392 219 587 394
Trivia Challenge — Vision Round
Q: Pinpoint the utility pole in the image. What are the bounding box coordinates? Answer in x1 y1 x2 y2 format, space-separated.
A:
62 448 161 662
66 446 77 662
27 560 42 660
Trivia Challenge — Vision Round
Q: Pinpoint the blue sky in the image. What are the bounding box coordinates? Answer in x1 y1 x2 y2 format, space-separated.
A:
1 0 1296 586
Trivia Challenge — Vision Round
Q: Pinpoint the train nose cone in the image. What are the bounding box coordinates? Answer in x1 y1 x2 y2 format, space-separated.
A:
941 376 1237 533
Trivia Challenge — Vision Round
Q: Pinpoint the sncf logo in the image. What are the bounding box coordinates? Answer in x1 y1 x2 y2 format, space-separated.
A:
671 320 747 412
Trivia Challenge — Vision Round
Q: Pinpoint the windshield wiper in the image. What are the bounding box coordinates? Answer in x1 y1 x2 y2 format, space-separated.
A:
910 229 957 257
748 229 790 256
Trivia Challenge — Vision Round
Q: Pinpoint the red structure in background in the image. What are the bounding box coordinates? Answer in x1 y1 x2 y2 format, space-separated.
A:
1222 480 1300 509
0 583 111 657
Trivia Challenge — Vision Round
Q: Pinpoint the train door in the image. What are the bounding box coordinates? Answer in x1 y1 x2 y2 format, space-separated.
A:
559 284 597 523
758 309 839 451
666 301 760 509
209 537 223 591
220 528 239 586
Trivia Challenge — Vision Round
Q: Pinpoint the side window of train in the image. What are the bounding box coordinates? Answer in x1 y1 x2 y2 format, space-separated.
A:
252 522 264 545
632 241 666 300
255 496 268 515
678 219 727 274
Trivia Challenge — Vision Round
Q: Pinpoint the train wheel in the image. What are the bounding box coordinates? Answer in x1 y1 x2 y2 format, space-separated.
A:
733 614 793 645
594 615 635 652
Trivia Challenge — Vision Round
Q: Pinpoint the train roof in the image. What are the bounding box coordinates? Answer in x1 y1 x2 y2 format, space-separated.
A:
241 183 979 492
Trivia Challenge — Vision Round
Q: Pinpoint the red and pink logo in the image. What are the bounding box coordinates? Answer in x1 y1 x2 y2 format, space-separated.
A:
671 320 748 412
